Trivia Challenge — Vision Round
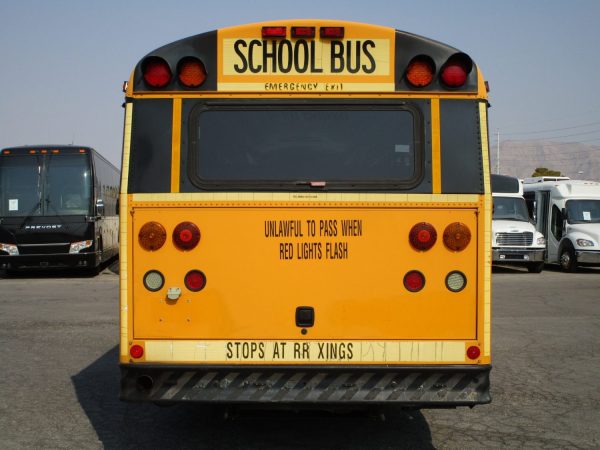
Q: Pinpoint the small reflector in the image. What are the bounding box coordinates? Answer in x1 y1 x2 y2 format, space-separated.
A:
130 344 144 359
262 26 286 38
41 150 47 154
292 27 316 38
320 27 344 38
29 150 37 154
51 150 60 154
467 345 480 360
2 150 10 154
184 270 207 292
79 149 86 153
403 270 425 292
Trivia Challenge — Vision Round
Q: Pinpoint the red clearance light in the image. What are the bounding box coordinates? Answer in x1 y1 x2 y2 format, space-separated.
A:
440 54 472 88
184 270 207 292
138 221 167 251
409 222 437 251
79 149 86 153
2 150 10 154
51 149 60 154
130 344 144 359
443 222 472 252
142 56 172 88
178 57 207 87
262 26 286 38
41 149 48 154
29 150 37 154
320 27 344 38
173 221 201 251
467 345 481 360
403 270 425 292
406 56 435 88
292 27 316 38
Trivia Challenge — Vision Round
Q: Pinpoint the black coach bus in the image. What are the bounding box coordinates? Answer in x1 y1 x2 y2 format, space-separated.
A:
0 145 119 272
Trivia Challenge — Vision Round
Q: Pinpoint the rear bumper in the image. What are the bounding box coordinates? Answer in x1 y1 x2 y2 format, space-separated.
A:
120 364 491 407
0 252 97 270
492 247 545 263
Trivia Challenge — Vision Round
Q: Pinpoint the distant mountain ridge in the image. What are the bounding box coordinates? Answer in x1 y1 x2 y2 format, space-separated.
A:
489 140 600 181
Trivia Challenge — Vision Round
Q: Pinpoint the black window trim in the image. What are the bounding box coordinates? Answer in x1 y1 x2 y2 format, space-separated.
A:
186 99 425 192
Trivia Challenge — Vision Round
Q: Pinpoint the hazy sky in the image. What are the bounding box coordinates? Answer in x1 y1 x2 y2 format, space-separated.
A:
1 0 599 167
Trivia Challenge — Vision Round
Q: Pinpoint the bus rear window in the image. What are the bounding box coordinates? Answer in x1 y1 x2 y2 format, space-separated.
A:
188 105 421 190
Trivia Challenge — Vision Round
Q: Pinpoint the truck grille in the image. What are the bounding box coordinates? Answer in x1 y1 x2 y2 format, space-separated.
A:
17 243 70 255
496 232 533 246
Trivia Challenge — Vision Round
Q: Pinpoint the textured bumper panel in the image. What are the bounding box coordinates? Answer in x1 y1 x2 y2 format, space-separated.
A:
120 365 491 406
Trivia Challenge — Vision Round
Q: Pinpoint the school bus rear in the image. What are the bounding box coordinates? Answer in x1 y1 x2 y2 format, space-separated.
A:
119 20 492 407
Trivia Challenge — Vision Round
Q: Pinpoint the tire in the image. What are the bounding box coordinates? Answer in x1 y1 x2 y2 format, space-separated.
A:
559 246 577 273
527 262 544 273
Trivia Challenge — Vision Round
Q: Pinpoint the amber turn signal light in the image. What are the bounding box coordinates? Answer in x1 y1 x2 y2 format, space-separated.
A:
138 222 167 251
443 222 471 251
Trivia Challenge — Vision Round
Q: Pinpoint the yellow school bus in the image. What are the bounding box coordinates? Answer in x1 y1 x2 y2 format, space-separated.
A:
119 20 492 407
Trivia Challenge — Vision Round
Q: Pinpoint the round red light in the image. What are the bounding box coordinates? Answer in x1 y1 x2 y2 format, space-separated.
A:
130 344 144 359
409 222 437 251
178 57 207 87
467 345 481 360
185 270 206 292
440 55 471 88
173 222 201 250
142 57 172 88
403 270 425 292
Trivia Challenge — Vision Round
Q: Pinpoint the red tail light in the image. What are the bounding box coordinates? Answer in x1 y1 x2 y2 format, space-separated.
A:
443 222 471 251
130 344 144 359
173 222 201 250
262 26 286 38
467 345 481 360
178 57 207 87
403 270 425 292
138 222 167 251
409 222 437 251
320 27 344 38
184 270 206 291
142 57 172 88
405 56 435 87
440 54 472 88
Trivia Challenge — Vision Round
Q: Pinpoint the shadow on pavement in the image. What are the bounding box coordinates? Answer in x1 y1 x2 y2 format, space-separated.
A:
72 346 435 450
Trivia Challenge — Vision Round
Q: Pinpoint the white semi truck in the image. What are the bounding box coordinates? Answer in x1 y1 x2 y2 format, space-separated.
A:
523 178 600 272
492 175 546 272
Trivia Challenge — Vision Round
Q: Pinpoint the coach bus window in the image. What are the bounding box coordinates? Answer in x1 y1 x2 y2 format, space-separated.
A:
190 106 417 188
45 155 92 215
0 155 43 217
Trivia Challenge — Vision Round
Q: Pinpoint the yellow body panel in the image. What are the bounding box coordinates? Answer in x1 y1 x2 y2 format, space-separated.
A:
131 203 478 343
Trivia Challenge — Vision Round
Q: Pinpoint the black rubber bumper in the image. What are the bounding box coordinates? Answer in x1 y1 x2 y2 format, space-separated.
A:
120 364 491 407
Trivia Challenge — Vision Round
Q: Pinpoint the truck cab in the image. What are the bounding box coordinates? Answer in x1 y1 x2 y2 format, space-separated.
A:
492 175 546 272
523 179 600 272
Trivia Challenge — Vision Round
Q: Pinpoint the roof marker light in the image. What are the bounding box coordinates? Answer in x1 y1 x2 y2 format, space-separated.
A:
262 26 286 38
440 53 472 88
292 27 316 38
405 56 435 87
320 27 344 39
177 57 207 87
